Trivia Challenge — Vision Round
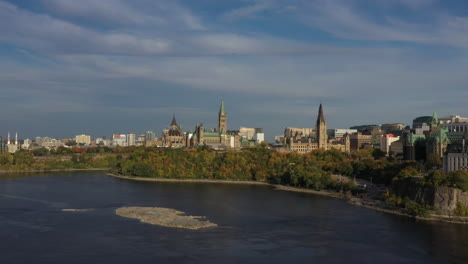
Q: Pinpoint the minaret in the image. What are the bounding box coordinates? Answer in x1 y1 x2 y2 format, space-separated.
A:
7 132 10 145
218 100 227 134
316 104 328 149
15 132 18 145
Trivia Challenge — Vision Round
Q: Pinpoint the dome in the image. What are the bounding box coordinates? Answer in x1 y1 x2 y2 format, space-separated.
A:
168 129 181 137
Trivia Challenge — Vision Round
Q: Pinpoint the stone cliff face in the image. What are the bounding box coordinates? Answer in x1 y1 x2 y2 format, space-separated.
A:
433 187 460 214
393 178 435 205
393 179 468 215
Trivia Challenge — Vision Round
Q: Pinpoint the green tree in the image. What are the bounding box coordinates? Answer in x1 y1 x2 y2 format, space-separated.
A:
449 170 468 191
0 152 14 166
426 153 442 170
31 147 49 156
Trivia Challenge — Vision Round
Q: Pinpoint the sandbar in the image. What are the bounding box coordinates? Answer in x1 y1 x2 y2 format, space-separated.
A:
115 207 217 230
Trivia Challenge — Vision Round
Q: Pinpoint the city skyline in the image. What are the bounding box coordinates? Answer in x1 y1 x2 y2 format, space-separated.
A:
1 100 467 141
1 0 468 139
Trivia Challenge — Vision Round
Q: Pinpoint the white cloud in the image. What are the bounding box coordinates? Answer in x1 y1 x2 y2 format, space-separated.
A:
41 0 204 30
294 0 468 48
0 1 362 57
222 1 272 21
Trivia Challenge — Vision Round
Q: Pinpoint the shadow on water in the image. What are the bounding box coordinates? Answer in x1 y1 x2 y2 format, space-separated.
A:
0 172 467 264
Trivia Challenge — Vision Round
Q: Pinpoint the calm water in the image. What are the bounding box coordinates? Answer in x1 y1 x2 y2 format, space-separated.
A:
0 172 467 264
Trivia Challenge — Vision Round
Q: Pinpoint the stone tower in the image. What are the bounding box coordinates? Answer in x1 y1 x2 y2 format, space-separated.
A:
316 104 328 149
218 100 227 134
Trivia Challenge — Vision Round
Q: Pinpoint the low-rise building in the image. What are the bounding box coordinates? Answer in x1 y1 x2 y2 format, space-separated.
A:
350 132 372 152
330 129 358 139
380 134 400 154
443 140 468 173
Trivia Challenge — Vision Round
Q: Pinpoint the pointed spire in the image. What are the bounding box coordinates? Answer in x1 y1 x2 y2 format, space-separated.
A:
317 103 325 123
432 111 438 124
171 114 178 126
219 99 225 114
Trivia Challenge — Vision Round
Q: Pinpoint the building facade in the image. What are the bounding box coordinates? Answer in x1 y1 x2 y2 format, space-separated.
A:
380 134 400 154
75 134 91 145
127 133 136 146
443 140 468 173
112 134 127 146
0 136 6 153
350 133 372 152
283 104 349 154
404 112 468 161
161 115 186 148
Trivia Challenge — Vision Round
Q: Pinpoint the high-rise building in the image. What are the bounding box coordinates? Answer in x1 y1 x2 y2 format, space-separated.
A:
127 133 136 146
75 134 91 145
112 134 127 146
145 131 156 141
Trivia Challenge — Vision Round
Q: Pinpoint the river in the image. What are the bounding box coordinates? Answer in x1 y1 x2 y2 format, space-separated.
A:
0 172 467 264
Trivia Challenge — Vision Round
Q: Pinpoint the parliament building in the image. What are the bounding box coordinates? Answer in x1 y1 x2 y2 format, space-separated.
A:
283 104 350 154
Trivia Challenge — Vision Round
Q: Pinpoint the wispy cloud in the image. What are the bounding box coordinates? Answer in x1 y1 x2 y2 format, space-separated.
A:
0 1 363 57
41 0 205 30
222 1 272 21
298 0 468 48
1 0 468 139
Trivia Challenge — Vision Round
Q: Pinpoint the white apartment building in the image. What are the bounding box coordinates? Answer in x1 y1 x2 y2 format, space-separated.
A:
75 134 91 145
380 134 400 154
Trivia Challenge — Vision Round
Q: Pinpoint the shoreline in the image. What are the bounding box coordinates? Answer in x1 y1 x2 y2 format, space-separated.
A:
107 173 271 185
0 168 109 174
108 173 468 224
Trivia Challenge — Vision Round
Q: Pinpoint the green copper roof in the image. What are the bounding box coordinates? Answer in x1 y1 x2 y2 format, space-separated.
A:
428 128 449 144
432 112 438 124
407 133 426 145
219 100 225 114
204 132 220 137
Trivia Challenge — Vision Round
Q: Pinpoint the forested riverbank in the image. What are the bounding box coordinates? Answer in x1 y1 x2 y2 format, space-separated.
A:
110 146 468 218
2 145 468 218
0 149 117 172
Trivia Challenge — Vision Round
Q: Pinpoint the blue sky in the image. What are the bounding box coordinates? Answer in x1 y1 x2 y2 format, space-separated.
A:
1 0 468 141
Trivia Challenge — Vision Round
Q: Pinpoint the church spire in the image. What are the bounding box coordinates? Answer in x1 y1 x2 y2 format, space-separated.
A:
316 104 327 150
219 99 225 114
316 103 325 124
171 114 178 126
